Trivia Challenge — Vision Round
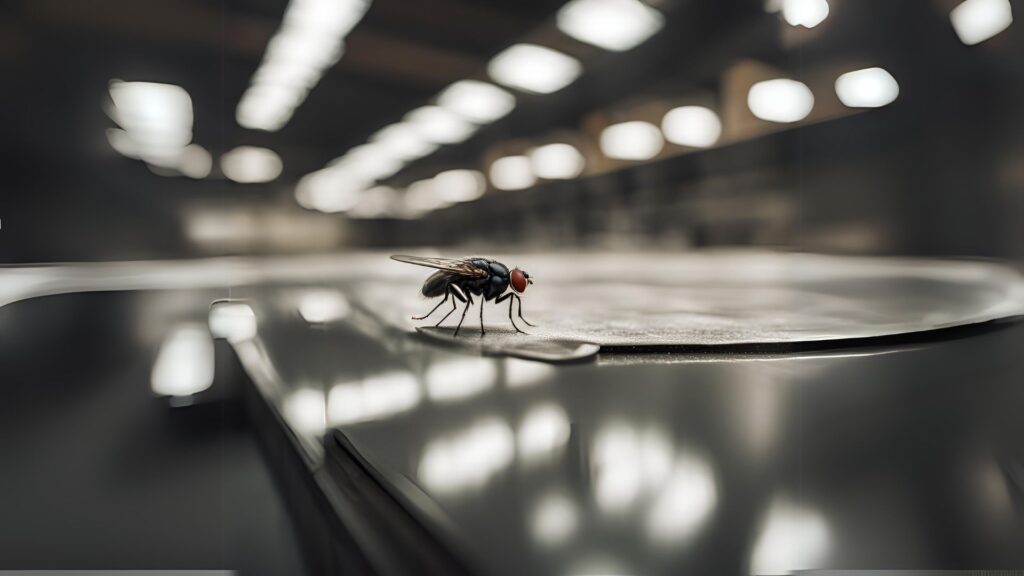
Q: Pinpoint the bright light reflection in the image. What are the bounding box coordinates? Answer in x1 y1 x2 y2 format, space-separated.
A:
178 143 213 179
591 423 673 512
417 418 515 494
747 79 814 123
284 388 327 436
405 106 477 145
834 67 899 108
781 0 829 28
437 80 516 124
530 143 585 179
518 404 571 461
951 0 1013 45
487 44 583 94
599 121 664 161
208 302 257 342
750 498 831 575
220 146 283 183
556 0 664 52
298 290 350 323
489 155 536 190
151 324 215 398
425 357 497 402
327 371 421 425
646 453 717 544
435 169 486 203
661 106 722 148
505 358 556 387
531 493 579 545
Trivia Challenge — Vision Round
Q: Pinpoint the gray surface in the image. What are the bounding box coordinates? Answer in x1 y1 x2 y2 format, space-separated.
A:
232 288 1024 576
361 252 1024 348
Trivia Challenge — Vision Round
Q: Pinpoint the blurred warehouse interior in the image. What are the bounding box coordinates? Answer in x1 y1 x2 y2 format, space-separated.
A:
1 0 1021 260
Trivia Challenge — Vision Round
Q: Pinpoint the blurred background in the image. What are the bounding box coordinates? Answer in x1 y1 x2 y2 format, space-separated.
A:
2 1 1024 573
1 0 1021 263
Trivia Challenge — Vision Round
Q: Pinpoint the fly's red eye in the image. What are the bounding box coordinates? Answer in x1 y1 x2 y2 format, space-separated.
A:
510 269 528 293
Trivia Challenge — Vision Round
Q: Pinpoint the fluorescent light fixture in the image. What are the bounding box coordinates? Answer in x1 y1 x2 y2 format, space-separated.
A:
487 44 582 94
370 123 438 161
108 81 196 170
557 0 664 51
404 106 477 144
404 178 452 214
178 143 213 179
950 0 1013 45
529 143 585 179
437 80 517 123
347 186 399 218
151 325 215 397
747 79 814 123
834 67 899 108
294 168 365 213
661 106 722 148
600 120 663 160
489 155 536 190
220 146 283 183
781 0 830 28
235 0 372 131
435 169 486 202
335 143 404 180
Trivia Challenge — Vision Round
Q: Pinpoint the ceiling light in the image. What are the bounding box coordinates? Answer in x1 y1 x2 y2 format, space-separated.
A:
370 123 438 160
404 106 477 144
334 143 404 180
747 79 814 123
529 143 585 179
107 81 194 168
435 169 486 202
437 80 517 123
294 168 365 212
834 67 899 108
404 178 452 213
235 0 371 131
220 146 283 183
178 144 213 179
661 106 722 148
556 0 664 51
489 155 536 190
950 0 1013 45
599 120 663 160
781 0 830 28
348 186 401 218
487 44 583 94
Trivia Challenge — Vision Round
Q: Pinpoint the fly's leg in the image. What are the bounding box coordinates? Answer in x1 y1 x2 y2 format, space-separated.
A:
495 293 526 334
479 296 486 337
454 294 473 337
513 294 536 327
413 293 448 320
436 286 465 327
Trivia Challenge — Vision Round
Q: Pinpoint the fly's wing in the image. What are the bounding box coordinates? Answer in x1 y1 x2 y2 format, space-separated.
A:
390 255 488 278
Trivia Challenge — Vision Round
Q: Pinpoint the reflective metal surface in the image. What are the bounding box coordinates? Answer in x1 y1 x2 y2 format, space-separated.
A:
230 283 1024 575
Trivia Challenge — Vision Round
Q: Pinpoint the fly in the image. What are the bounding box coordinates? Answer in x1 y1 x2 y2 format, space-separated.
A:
391 255 535 337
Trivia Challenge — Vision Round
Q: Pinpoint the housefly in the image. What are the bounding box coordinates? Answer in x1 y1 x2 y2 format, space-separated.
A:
391 255 535 337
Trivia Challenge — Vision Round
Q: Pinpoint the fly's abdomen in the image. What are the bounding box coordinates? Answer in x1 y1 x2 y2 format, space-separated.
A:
422 270 451 297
